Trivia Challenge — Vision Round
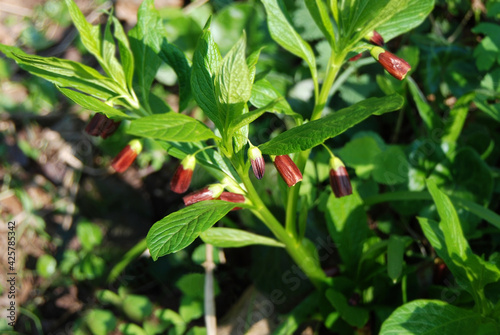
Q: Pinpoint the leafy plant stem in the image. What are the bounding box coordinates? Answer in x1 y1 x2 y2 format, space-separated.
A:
239 170 328 289
284 51 346 238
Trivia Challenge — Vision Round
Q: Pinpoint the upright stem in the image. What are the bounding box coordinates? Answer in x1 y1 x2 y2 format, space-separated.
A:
239 170 328 289
284 51 347 234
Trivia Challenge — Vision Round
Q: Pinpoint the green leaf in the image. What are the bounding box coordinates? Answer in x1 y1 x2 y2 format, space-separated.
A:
420 180 500 305
407 77 442 131
441 93 475 146
387 235 406 281
229 98 282 134
159 40 192 112
325 289 369 328
191 19 224 131
247 47 263 84
64 0 101 60
259 94 404 155
214 34 252 130
123 295 153 322
375 0 435 43
305 0 335 46
261 0 318 94
176 273 217 299
36 254 57 278
338 134 384 179
76 221 103 251
156 309 186 335
0 44 118 101
147 201 237 259
119 323 147 335
250 78 301 119
372 146 409 186
340 0 411 46
103 16 127 89
475 100 500 122
85 309 117 335
324 191 369 276
127 113 215 142
58 86 130 119
200 228 284 248
179 296 203 323
112 17 135 89
380 300 482 335
128 0 163 112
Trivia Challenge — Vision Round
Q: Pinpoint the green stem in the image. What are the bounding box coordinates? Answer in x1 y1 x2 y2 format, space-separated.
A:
284 51 347 237
239 170 328 289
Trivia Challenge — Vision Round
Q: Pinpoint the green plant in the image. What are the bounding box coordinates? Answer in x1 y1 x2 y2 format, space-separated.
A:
3 0 500 333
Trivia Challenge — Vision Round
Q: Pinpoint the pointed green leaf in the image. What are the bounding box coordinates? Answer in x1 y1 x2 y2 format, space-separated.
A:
247 47 264 84
340 0 411 46
305 0 335 45
102 17 127 88
200 228 284 248
420 180 500 303
127 113 216 142
380 300 482 335
58 86 130 119
229 98 282 132
259 94 404 155
64 0 101 59
128 0 163 112
159 40 192 112
375 0 435 43
387 235 406 281
325 191 368 275
407 77 442 131
112 17 134 89
0 44 118 101
261 0 317 93
441 93 475 146
147 201 237 259
250 78 301 119
191 19 224 131
215 34 252 130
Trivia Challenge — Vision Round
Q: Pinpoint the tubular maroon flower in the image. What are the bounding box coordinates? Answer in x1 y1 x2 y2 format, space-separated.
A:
111 139 142 173
183 184 224 206
365 30 384 46
248 146 265 179
329 156 352 198
170 155 196 194
273 155 303 187
349 53 363 62
219 192 246 210
370 46 411 80
85 113 121 138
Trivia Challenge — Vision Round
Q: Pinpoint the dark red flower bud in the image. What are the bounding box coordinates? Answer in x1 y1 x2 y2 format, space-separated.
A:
273 155 303 187
349 53 363 62
183 184 224 206
111 139 142 173
170 155 196 194
370 46 411 80
248 146 265 179
219 192 246 210
365 30 384 46
100 119 121 139
85 113 120 138
329 157 352 198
